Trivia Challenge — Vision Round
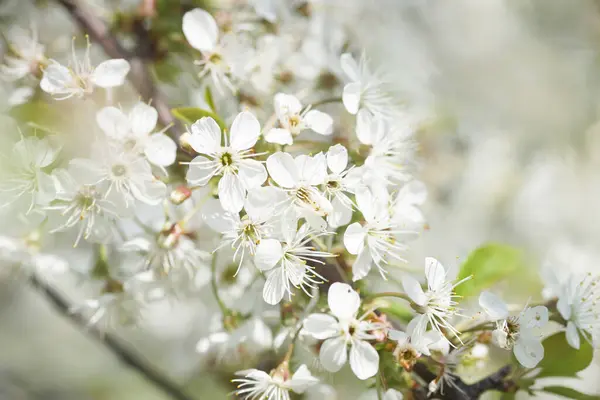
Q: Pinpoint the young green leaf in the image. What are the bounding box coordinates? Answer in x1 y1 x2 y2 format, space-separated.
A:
171 107 226 130
542 386 600 400
536 332 593 378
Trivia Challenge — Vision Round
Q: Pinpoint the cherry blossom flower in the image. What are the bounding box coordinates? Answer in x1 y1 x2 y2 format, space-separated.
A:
265 151 332 230
254 221 333 305
402 257 470 339
344 189 415 280
0 25 45 82
185 112 266 213
302 283 382 380
388 317 448 370
40 39 129 100
479 291 548 368
96 102 177 167
264 93 333 145
555 273 600 349
233 364 318 400
323 144 357 228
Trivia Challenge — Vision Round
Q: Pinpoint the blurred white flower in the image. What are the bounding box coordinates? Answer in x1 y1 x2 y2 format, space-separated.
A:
186 112 266 213
264 93 333 145
40 39 129 99
0 25 45 82
96 102 177 167
233 364 318 400
479 291 548 368
302 283 381 380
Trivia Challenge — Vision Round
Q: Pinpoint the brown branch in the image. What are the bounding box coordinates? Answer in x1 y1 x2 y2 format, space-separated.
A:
412 362 513 400
55 0 180 138
28 273 197 400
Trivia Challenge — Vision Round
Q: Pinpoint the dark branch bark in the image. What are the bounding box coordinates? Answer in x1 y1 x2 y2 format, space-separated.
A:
55 0 180 138
28 273 196 400
413 362 513 400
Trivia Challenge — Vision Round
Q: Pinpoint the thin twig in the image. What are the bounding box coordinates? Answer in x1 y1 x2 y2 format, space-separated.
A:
54 0 180 138
28 273 196 400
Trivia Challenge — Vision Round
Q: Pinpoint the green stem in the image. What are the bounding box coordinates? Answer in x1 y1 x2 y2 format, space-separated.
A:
209 252 228 315
365 292 412 303
459 322 496 335
376 372 384 400
311 96 343 108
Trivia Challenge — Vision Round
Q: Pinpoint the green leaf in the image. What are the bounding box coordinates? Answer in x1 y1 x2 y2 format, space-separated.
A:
204 87 216 112
537 332 593 378
171 107 226 130
542 386 600 400
455 243 525 297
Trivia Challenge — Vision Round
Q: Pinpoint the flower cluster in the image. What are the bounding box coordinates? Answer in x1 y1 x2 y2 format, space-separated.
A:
1 2 598 400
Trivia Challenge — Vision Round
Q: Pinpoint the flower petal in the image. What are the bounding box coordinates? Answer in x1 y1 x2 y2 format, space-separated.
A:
303 313 339 340
402 275 427 306
254 239 283 271
327 196 352 228
478 291 509 321
343 222 366 255
342 82 361 115
91 59 130 88
340 53 360 81
520 306 549 329
144 133 177 166
286 365 319 394
182 8 219 52
40 62 73 94
129 102 158 138
237 159 267 189
218 173 246 212
349 339 379 380
96 106 130 139
189 117 221 154
230 111 261 151
319 336 348 373
514 334 544 368
263 266 286 305
352 247 372 282
566 321 581 349
556 297 572 320
327 144 348 174
328 282 360 321
295 152 327 186
245 186 287 220
264 128 293 145
201 198 236 233
186 155 215 186
424 257 446 291
274 92 303 118
305 109 333 135
266 152 299 188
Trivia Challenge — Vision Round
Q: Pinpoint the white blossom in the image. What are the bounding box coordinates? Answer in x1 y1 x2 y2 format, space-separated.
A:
303 283 381 380
186 112 266 213
264 93 333 145
233 364 318 400
479 291 548 368
0 25 45 82
323 144 356 228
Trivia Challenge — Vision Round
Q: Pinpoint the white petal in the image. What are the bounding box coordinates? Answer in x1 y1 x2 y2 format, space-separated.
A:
387 330 408 342
327 196 352 228
352 247 372 282
229 111 260 151
478 291 509 320
201 199 235 233
402 275 427 306
274 92 302 117
305 110 333 135
218 173 246 212
186 155 215 186
40 62 73 94
237 159 267 189
343 82 361 115
189 117 221 154
144 133 177 166
349 340 379 380
397 180 427 206
356 109 375 145
263 266 286 305
265 128 293 145
287 365 319 393
91 59 130 88
424 257 446 291
556 297 572 320
301 210 328 231
182 8 219 52
520 306 549 329
327 144 348 174
96 107 130 139
296 152 327 186
355 188 377 223
340 53 360 81
319 337 348 373
266 152 299 188
343 223 366 255
328 282 360 321
130 178 166 205
384 389 404 400
514 335 544 368
303 313 339 340
129 102 158 137
245 186 287 220
254 239 283 271
566 321 581 349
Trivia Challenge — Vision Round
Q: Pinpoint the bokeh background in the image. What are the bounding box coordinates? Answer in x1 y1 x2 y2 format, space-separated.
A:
1 0 600 398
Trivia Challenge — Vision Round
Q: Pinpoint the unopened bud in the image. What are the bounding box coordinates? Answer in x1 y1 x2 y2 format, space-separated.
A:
179 132 194 152
170 185 192 205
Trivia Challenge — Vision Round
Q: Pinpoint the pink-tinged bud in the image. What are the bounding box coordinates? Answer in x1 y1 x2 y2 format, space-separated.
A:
170 185 192 205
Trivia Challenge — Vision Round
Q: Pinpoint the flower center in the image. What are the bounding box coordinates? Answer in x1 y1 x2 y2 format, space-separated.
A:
209 52 223 65
326 179 340 190
220 152 234 167
111 164 127 177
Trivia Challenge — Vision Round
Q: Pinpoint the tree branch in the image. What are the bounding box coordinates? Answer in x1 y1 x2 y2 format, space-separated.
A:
28 273 196 400
54 0 180 138
412 362 513 399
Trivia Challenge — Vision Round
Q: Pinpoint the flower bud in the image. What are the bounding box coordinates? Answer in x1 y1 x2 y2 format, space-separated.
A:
170 185 192 205
178 131 194 153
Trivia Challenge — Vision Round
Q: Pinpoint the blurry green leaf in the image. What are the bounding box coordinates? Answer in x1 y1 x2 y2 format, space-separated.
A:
205 86 216 112
153 60 180 84
171 107 226 130
9 101 58 129
536 332 593 378
542 386 600 400
376 301 413 323
455 243 525 297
